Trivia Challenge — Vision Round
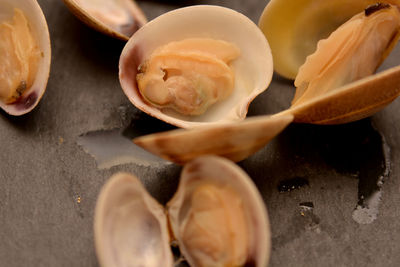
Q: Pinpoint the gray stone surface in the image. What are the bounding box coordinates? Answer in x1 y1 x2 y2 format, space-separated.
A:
1 0 400 266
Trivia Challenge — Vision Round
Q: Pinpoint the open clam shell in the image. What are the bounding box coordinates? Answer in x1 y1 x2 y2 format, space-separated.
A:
0 0 51 115
94 172 173 267
62 0 147 41
94 156 271 267
168 156 271 267
259 0 400 124
119 5 273 128
134 114 293 164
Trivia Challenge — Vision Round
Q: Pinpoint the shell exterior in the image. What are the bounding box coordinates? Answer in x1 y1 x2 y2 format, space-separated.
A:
167 156 271 267
94 172 173 267
119 5 273 128
134 114 294 164
0 0 51 116
62 0 147 41
259 0 400 79
94 157 271 267
278 65 400 124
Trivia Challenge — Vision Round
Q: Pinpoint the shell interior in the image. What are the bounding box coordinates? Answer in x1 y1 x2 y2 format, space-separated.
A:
0 0 51 115
119 5 273 128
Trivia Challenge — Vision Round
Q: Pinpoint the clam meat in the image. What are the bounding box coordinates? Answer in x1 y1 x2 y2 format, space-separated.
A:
137 38 240 115
94 156 271 267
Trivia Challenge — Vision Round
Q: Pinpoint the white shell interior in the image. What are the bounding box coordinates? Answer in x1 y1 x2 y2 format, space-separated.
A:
119 5 273 128
94 173 173 267
0 0 51 115
167 156 271 266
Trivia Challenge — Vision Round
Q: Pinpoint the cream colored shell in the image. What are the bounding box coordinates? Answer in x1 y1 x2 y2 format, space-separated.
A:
0 0 51 115
119 5 273 128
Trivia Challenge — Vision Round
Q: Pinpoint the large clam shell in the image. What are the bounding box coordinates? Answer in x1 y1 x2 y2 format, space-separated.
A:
62 0 147 41
134 114 293 164
259 0 400 124
94 156 271 267
0 0 51 115
119 5 273 128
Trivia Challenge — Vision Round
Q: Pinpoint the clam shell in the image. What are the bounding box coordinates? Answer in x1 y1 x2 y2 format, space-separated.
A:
62 0 147 41
119 5 273 128
94 172 173 267
259 0 400 79
168 156 271 267
134 114 293 164
0 0 51 115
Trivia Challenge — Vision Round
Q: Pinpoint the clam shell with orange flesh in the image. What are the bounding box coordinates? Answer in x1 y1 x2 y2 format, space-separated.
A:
119 5 273 128
0 0 51 115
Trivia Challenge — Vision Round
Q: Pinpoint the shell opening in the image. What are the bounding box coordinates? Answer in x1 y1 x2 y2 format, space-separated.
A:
136 38 240 115
292 3 400 107
0 8 40 104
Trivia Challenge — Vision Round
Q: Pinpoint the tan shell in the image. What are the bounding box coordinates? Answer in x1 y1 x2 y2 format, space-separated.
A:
0 0 51 115
259 0 400 124
134 114 293 164
119 5 273 128
62 0 147 41
94 156 271 267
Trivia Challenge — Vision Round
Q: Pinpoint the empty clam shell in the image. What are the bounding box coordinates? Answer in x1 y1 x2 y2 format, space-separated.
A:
94 172 173 267
94 156 271 267
134 114 293 164
119 5 273 128
62 0 147 40
0 0 51 115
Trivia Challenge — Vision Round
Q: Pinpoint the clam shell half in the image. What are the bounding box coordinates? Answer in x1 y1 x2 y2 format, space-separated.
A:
62 0 147 41
119 5 273 128
134 114 293 164
0 0 51 115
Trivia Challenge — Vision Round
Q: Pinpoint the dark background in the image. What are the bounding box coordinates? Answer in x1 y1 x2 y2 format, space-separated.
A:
1 0 400 266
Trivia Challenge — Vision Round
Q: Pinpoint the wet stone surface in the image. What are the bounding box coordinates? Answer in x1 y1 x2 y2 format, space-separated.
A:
1 0 400 266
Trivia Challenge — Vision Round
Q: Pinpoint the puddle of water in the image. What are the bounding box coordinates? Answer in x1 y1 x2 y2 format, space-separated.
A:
77 128 171 169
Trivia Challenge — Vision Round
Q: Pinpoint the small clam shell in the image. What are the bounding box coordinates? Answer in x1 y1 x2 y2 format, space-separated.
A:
62 0 147 41
168 156 271 266
134 114 293 164
94 173 173 267
0 0 51 115
119 5 273 128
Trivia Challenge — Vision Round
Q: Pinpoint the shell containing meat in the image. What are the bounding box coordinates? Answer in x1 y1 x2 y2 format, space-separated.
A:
119 5 273 128
0 0 51 115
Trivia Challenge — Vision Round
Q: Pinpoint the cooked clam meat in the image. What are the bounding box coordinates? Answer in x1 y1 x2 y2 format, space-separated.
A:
292 3 400 106
0 8 40 103
180 184 248 266
136 38 240 115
